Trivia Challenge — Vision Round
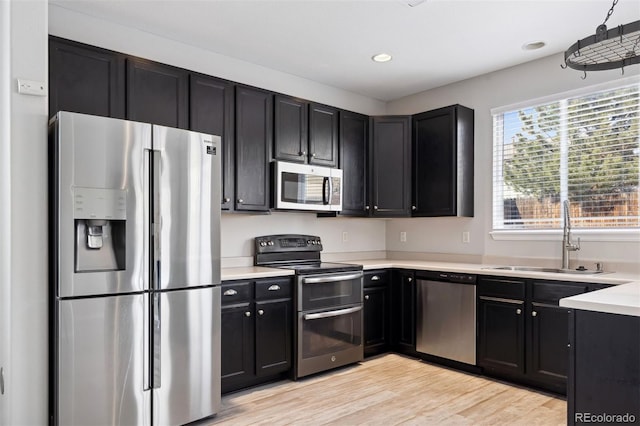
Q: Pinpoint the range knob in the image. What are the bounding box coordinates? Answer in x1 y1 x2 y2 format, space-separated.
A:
307 240 312 245
259 241 267 247
315 239 321 245
268 241 275 246
311 240 317 245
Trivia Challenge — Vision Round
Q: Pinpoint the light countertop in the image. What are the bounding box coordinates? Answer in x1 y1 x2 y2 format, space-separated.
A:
221 259 640 317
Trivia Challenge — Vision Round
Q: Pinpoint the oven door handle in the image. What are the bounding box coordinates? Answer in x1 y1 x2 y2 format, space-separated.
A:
303 305 362 321
302 272 363 284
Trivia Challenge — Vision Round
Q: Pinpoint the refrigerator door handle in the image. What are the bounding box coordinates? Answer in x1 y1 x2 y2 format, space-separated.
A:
143 293 151 391
152 292 161 390
152 149 162 290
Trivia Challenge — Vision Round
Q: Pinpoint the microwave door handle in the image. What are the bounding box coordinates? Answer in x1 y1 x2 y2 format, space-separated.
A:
328 175 334 205
322 176 329 205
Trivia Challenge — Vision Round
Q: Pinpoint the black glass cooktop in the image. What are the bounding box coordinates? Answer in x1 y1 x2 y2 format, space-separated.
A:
275 262 362 275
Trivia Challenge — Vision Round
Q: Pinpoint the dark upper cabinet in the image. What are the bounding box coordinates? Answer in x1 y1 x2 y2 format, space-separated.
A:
370 116 411 217
49 36 125 119
308 103 339 167
412 105 474 217
126 57 189 129
273 95 308 163
339 111 369 216
235 85 273 212
189 73 235 210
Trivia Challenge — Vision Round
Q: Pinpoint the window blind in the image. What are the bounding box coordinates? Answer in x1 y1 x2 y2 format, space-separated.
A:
492 82 639 230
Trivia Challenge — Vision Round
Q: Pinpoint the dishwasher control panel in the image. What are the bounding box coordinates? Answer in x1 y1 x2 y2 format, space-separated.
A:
418 271 476 284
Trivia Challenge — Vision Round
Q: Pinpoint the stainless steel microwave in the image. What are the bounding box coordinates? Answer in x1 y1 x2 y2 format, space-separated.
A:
273 161 343 212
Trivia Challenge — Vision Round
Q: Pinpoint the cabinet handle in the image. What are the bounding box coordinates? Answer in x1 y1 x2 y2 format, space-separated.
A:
532 311 538 317
407 277 412 282
237 199 244 204
516 309 522 315
412 205 417 211
373 206 378 210
267 284 281 291
223 289 238 296
223 197 230 203
299 151 306 156
365 295 370 300
311 153 316 158
365 205 370 211
371 275 380 281
245 311 251 317
258 309 264 316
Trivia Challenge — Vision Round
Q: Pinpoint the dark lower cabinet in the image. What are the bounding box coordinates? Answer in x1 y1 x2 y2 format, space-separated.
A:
189 73 235 210
568 310 640 425
339 111 369 216
478 296 525 375
49 36 125 119
370 116 411 217
478 276 608 394
126 57 189 129
221 277 292 394
391 269 416 354
235 86 273 212
363 270 390 357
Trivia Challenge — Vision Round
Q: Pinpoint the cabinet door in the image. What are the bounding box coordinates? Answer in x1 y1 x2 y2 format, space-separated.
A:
478 296 525 375
364 285 389 356
221 303 254 393
412 105 473 217
274 95 308 163
339 111 369 216
370 116 411 217
255 299 292 377
235 86 273 211
309 103 339 167
126 58 189 128
189 73 235 210
49 36 125 119
528 303 570 391
391 270 415 353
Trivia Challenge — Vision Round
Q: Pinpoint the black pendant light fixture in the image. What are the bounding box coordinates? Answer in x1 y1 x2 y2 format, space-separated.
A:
562 0 640 77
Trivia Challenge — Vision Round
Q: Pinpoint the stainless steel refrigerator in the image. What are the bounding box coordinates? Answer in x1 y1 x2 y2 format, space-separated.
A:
49 111 222 425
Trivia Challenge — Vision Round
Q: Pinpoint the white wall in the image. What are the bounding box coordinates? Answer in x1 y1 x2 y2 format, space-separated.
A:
3 1 49 425
386 54 640 269
48 5 386 116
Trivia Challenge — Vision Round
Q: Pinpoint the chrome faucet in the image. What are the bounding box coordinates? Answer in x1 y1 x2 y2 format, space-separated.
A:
562 200 580 269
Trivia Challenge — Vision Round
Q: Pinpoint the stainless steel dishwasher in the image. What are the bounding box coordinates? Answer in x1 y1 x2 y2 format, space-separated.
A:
416 271 477 365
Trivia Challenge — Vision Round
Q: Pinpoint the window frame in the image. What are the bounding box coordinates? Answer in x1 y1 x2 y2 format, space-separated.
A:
490 76 640 242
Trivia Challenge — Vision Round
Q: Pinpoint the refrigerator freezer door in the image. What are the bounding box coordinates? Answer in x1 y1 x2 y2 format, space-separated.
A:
154 286 221 425
57 294 150 426
54 111 152 298
152 126 221 290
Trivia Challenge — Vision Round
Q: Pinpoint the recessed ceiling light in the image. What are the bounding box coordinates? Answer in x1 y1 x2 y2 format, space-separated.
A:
522 41 546 51
372 53 393 63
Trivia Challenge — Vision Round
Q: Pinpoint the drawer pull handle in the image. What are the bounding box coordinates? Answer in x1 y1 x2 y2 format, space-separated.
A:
223 289 238 296
371 276 380 281
268 285 281 291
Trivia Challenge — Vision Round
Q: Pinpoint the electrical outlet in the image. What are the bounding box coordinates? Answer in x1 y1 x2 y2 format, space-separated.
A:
400 231 407 242
462 231 470 243
342 231 349 243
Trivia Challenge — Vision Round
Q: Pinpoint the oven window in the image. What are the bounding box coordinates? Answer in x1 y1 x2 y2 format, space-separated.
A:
300 276 362 311
300 308 362 358
282 172 325 205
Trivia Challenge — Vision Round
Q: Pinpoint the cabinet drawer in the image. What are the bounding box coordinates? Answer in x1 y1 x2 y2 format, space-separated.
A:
532 281 588 304
221 281 252 305
255 278 292 300
478 277 525 299
364 270 389 288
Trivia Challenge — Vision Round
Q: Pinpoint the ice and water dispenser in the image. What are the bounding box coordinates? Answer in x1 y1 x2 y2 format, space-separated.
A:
73 187 126 272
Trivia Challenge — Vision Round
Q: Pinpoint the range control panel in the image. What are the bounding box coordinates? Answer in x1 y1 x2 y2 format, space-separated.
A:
254 234 323 254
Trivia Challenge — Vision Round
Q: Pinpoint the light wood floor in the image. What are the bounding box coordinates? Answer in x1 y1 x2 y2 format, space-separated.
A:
209 353 566 425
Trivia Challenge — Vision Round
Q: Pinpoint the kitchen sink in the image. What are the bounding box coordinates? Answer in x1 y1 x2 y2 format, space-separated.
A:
485 266 608 275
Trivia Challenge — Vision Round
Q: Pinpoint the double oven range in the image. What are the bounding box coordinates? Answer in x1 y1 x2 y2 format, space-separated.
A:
255 234 364 379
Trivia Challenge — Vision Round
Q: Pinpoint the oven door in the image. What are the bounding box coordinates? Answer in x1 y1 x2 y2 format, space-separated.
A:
298 271 363 311
296 304 363 378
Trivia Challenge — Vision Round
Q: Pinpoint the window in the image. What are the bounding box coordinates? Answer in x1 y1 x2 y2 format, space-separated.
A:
492 80 639 231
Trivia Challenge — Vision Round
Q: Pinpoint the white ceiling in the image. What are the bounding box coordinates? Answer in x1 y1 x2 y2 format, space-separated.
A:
49 0 640 101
